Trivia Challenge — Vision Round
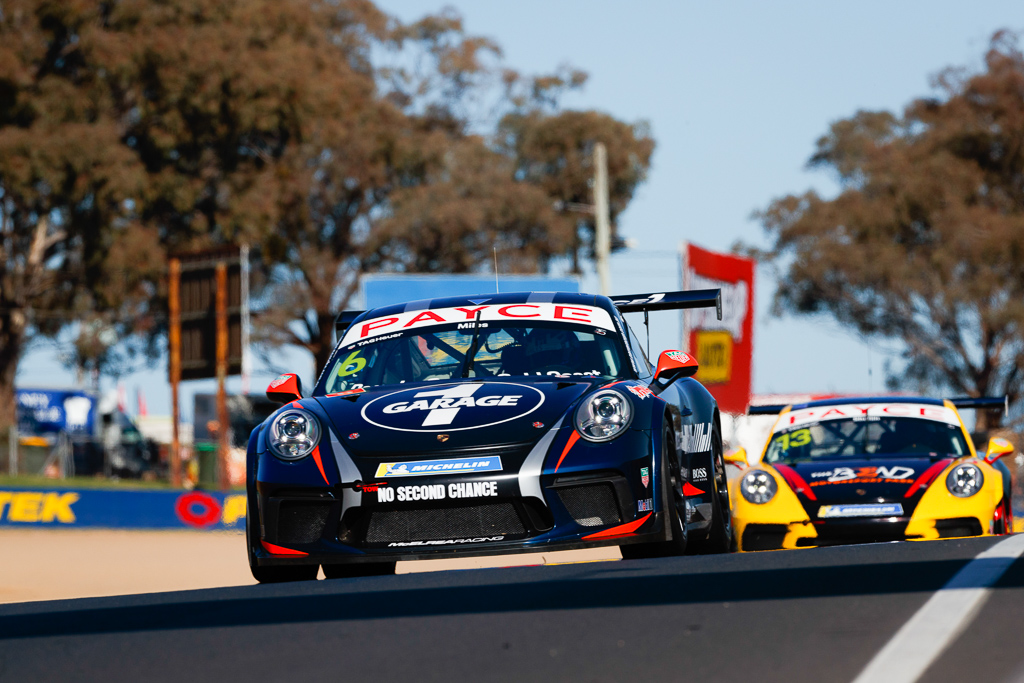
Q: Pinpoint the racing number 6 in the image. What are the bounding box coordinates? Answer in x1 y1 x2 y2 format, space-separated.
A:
336 351 366 377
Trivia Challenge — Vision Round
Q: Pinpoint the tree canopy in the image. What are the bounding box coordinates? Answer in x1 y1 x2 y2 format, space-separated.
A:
755 32 1024 428
0 0 655 429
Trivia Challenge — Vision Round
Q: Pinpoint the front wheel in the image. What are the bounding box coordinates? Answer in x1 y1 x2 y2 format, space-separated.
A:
621 428 687 559
689 424 733 554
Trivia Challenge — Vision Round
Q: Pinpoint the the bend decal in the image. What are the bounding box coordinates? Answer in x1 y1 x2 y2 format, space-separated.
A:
808 465 916 486
361 382 545 432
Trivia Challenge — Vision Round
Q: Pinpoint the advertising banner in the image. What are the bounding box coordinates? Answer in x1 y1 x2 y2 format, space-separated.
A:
682 243 755 414
0 488 247 530
16 388 97 437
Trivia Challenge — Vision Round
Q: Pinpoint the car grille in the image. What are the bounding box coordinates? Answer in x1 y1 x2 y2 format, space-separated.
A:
556 483 622 527
741 523 788 551
365 504 525 544
935 517 983 539
276 500 332 544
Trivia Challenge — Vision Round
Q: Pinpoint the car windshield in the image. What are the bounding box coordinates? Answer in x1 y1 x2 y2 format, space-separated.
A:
321 321 631 393
764 416 970 464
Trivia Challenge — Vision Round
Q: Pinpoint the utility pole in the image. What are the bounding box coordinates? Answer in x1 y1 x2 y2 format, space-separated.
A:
168 257 182 487
216 261 230 492
240 243 251 395
594 142 612 296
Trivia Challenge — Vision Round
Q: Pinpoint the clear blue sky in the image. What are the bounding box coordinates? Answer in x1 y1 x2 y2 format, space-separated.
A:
17 1 1023 416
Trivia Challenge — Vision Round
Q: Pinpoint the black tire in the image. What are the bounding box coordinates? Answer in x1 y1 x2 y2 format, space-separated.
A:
322 562 397 579
246 499 319 583
621 428 687 559
689 424 733 554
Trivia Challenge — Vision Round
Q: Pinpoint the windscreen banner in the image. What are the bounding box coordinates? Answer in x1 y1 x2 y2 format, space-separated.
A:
682 242 755 415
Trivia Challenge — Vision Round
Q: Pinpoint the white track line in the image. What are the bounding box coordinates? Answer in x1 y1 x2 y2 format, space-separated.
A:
853 534 1024 683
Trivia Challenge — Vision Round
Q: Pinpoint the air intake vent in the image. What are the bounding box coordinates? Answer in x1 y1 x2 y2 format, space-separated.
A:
365 504 525 544
935 517 983 539
557 483 621 527
276 500 332 544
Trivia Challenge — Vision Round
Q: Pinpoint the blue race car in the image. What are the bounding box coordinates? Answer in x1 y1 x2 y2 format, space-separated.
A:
246 289 733 581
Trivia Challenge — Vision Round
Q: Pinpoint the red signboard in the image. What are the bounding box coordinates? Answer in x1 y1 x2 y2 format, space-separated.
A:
683 243 755 414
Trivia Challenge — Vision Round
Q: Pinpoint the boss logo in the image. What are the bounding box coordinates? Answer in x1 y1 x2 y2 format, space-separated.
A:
693 467 708 481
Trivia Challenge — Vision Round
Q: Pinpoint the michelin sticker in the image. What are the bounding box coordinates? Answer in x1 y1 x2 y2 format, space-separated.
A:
362 382 544 432
375 456 503 478
818 503 903 518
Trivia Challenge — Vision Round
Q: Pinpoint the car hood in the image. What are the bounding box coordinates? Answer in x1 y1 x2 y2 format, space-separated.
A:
776 458 941 518
314 379 594 459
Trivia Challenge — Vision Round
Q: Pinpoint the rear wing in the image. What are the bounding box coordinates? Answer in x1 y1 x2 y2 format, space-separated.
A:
949 396 1009 413
611 289 722 320
746 396 1010 416
747 404 786 415
336 288 723 335
335 310 364 335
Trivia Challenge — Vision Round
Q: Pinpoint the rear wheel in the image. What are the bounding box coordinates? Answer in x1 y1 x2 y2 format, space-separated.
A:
689 424 733 554
322 562 397 579
621 428 687 559
246 500 319 583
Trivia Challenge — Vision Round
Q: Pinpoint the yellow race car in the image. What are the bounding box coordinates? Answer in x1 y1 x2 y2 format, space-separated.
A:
727 396 1014 552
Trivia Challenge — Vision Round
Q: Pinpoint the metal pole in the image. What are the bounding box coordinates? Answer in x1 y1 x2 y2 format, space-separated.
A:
240 243 251 395
169 258 182 487
8 425 16 477
679 242 689 350
216 261 230 492
593 142 612 296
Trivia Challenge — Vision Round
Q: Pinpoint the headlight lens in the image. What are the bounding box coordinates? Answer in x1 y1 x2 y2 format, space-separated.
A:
740 470 778 504
946 463 983 497
574 390 633 442
268 409 321 460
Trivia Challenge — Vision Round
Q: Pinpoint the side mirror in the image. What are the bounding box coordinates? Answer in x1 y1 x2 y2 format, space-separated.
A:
724 447 748 468
654 350 699 384
267 373 303 404
984 437 1015 465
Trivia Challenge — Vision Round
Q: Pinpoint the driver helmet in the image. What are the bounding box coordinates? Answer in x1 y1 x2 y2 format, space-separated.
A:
523 328 581 369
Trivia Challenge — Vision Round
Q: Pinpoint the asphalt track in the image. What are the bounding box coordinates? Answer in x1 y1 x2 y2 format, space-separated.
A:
2 536 1024 682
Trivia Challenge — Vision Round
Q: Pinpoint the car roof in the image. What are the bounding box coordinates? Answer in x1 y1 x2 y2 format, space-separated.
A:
360 291 613 320
787 396 947 411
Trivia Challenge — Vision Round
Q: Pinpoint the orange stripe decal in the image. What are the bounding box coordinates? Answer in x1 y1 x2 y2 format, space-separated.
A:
311 445 329 485
682 482 705 496
773 463 817 501
261 540 309 556
905 458 951 498
582 513 652 540
554 431 581 472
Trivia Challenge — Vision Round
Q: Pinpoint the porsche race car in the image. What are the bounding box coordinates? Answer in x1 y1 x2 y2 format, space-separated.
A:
246 289 735 581
727 396 1015 551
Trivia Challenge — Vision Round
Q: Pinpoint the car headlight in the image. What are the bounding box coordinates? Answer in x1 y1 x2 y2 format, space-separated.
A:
268 409 321 460
574 390 633 442
740 470 778 504
946 463 983 497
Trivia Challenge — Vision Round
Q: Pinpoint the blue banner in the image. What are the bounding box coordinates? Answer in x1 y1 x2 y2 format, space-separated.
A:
16 388 97 436
0 488 247 530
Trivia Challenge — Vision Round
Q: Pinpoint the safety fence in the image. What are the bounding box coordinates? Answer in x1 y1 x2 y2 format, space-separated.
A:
0 487 246 530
